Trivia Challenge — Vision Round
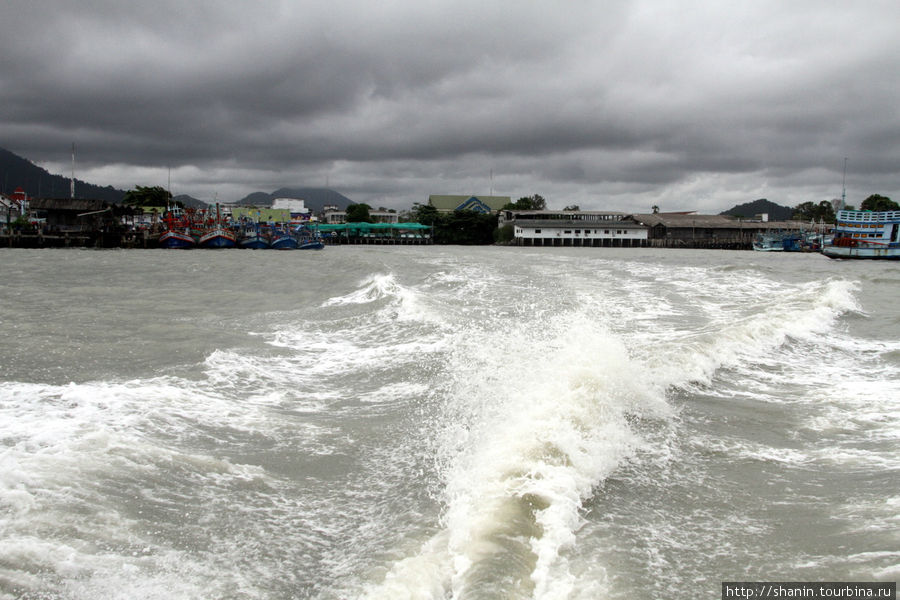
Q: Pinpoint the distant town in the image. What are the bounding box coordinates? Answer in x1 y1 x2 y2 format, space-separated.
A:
0 184 844 250
2 146 896 250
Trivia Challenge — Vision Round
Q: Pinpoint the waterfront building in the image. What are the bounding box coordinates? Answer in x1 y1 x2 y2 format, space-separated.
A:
271 198 311 220
1 188 26 225
500 210 649 247
28 198 112 231
632 213 814 248
323 209 399 224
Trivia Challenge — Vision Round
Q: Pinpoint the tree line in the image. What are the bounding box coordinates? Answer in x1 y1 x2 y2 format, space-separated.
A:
793 194 898 223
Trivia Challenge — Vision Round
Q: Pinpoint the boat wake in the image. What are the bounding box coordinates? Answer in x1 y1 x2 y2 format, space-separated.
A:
362 306 672 599
360 269 863 599
1 253 874 600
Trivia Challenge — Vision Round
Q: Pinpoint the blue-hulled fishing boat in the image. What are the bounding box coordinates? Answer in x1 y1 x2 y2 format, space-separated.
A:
198 204 237 248
158 209 197 249
238 223 269 249
198 227 237 248
293 224 325 250
270 225 298 250
159 229 196 249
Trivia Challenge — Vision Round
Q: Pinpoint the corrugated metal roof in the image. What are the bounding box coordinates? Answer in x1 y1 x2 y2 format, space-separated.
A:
633 213 809 230
29 198 107 211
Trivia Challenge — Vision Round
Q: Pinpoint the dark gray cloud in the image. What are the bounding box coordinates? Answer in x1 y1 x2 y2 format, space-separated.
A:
1 0 898 211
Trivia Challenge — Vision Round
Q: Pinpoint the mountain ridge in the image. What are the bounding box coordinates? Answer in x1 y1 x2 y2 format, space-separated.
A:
0 147 126 204
719 198 794 220
0 146 353 211
5 147 797 217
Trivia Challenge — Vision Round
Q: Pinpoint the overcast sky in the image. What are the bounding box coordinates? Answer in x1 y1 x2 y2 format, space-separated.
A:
1 1 898 212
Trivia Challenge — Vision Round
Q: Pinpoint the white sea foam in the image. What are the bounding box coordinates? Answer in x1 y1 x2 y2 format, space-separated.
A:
322 272 443 324
642 278 860 390
687 436 815 466
0 366 336 599
364 304 672 599
322 273 407 306
361 260 881 598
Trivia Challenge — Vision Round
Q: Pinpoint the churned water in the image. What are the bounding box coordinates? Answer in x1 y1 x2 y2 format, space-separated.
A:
0 246 897 599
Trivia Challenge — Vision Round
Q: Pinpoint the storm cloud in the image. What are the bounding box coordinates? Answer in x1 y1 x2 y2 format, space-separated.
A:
1 0 898 212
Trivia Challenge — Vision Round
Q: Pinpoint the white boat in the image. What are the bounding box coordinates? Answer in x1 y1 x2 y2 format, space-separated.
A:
822 210 900 259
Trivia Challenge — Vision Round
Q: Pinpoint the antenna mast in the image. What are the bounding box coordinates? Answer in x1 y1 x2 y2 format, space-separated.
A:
70 143 75 199
841 157 847 210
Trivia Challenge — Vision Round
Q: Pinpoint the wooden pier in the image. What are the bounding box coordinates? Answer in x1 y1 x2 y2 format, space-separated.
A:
1 230 158 249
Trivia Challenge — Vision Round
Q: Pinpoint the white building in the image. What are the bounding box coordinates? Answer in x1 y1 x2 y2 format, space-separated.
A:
500 210 649 247
1 195 24 224
323 209 399 224
1 187 28 225
272 198 311 219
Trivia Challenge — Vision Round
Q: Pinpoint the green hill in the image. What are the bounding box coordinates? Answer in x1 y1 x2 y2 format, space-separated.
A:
0 147 126 204
0 147 354 212
720 198 794 220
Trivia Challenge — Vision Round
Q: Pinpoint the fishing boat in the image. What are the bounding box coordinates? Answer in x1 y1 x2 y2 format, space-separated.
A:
752 231 785 252
238 223 269 249
782 230 823 252
159 228 196 249
198 227 237 248
293 224 325 250
270 224 298 250
298 238 325 250
822 210 900 259
197 204 237 248
158 209 196 249
753 229 822 252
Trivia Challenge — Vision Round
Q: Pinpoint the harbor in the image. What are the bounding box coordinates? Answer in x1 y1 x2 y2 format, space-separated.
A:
3 185 898 258
0 192 434 249
0 223 435 249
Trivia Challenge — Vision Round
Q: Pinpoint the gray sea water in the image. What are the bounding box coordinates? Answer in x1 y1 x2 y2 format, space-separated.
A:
0 246 897 599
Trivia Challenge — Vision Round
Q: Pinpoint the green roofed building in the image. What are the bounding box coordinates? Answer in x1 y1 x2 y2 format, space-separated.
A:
428 195 510 214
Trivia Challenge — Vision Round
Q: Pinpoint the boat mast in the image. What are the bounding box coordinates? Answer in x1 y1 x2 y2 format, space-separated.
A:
841 157 847 210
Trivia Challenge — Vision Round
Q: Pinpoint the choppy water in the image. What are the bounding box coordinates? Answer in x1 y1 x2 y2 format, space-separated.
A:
0 246 897 599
